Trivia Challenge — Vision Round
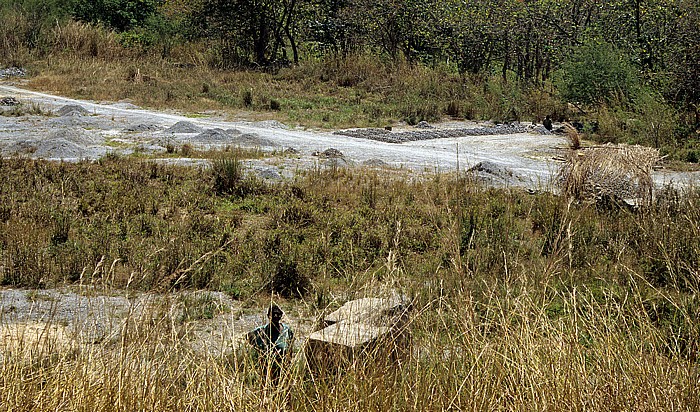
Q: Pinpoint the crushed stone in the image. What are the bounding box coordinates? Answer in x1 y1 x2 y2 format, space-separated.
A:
313 148 344 158
57 104 89 116
362 158 389 167
0 67 26 78
334 123 549 143
231 132 276 147
0 97 20 106
166 121 204 134
48 128 101 146
249 120 289 129
124 123 159 132
192 128 235 143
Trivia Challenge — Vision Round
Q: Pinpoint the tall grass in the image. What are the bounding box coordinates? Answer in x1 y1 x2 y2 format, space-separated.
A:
0 156 698 409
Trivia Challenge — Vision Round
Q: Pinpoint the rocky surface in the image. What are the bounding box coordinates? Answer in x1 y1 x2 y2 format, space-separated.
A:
0 83 696 190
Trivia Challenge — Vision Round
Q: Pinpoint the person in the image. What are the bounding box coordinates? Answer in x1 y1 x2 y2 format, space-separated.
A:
543 115 553 131
247 304 294 384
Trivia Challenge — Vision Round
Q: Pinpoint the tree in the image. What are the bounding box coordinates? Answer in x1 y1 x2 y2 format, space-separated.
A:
193 0 303 67
557 39 640 106
70 0 162 32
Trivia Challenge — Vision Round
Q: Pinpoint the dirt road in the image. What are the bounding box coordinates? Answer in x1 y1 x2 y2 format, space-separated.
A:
1 83 697 189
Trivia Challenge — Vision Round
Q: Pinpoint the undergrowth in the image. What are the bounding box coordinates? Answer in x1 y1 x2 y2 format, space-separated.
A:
0 156 698 409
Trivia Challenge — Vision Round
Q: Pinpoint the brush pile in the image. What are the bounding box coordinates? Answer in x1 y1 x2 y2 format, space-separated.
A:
557 126 660 204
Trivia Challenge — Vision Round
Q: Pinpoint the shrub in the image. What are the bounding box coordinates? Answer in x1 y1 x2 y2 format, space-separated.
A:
270 257 310 298
557 39 640 107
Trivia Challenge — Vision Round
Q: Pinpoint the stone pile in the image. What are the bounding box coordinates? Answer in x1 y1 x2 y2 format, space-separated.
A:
334 123 542 144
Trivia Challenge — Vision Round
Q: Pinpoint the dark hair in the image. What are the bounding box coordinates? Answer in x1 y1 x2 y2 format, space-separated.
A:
268 304 283 317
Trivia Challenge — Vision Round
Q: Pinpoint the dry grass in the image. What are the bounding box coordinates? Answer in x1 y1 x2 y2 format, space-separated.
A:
1 281 698 411
557 142 660 203
0 156 698 410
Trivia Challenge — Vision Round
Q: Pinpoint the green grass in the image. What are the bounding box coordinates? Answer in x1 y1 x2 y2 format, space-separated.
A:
0 156 699 409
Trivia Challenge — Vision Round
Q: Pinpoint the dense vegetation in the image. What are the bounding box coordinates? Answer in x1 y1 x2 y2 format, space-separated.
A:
1 0 699 160
0 155 698 409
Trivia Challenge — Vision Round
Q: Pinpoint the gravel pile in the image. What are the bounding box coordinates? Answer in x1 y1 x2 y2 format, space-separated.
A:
313 148 344 158
362 158 389 167
0 97 20 106
166 121 204 134
48 128 101 146
192 128 235 143
33 138 94 158
249 120 289 129
231 132 276 147
0 67 26 78
57 104 89 116
334 124 543 143
466 161 525 186
124 123 160 132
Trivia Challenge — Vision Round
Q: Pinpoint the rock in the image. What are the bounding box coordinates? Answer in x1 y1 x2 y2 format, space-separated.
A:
415 121 433 129
0 97 20 106
306 296 410 373
323 297 408 328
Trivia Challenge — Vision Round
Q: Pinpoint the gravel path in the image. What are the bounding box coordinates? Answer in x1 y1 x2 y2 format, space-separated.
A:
1 83 697 189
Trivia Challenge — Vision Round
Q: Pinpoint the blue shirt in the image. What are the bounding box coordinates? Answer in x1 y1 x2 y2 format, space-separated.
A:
248 323 294 357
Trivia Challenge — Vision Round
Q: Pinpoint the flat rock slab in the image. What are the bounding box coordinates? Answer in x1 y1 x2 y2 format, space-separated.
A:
309 322 390 349
324 296 408 327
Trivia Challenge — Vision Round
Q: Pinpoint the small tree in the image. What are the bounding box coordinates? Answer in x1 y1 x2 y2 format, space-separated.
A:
557 39 640 106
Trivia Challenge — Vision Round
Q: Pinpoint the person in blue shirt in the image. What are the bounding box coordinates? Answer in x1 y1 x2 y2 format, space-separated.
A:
247 304 294 384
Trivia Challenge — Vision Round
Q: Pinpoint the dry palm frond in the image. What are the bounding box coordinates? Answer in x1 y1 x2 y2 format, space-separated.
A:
563 122 581 150
557 143 660 204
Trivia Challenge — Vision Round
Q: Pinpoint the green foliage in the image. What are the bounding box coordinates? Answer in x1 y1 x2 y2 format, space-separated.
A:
557 39 640 106
211 157 266 198
70 0 160 32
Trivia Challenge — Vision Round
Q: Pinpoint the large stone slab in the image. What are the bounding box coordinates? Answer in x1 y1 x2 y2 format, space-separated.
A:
323 296 408 327
306 296 411 373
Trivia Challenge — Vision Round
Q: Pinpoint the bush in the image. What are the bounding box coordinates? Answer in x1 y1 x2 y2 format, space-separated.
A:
270 257 310 298
557 39 640 107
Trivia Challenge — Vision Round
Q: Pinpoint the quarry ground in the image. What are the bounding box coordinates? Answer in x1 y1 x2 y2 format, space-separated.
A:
1 81 698 357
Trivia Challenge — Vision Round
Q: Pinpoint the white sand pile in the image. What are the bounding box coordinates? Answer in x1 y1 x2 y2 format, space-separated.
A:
0 322 74 359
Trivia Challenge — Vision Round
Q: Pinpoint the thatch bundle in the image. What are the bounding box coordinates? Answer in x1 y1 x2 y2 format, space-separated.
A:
557 142 660 204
